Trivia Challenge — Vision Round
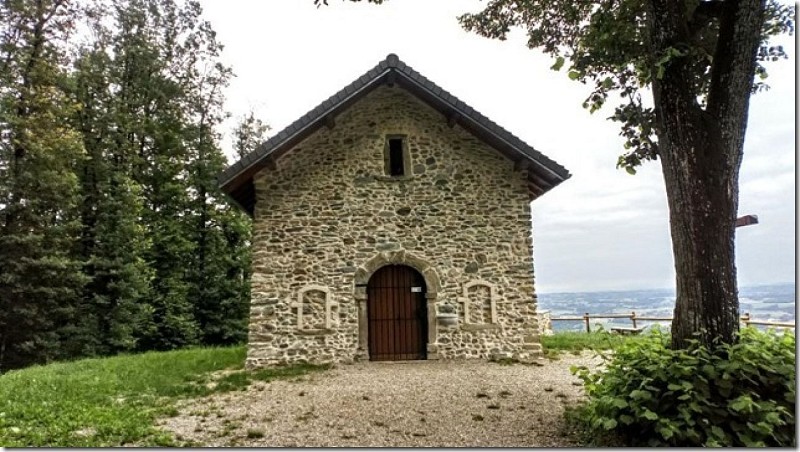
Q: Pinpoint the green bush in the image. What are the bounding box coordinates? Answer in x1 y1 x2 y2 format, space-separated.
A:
570 327 796 447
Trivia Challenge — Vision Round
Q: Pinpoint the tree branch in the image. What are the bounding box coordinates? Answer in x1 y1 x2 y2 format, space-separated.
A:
705 0 766 125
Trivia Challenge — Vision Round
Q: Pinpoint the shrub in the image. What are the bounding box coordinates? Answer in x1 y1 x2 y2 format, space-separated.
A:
570 327 796 447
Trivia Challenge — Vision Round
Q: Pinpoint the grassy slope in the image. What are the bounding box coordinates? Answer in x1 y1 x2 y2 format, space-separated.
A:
0 346 324 447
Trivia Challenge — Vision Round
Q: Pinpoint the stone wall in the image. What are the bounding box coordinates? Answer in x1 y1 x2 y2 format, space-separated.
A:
246 85 543 368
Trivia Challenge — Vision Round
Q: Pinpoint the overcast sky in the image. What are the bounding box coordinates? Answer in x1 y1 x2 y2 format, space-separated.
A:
198 0 796 293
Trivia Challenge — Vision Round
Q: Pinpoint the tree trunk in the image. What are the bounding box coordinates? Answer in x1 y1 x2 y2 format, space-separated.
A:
657 108 740 348
648 0 766 348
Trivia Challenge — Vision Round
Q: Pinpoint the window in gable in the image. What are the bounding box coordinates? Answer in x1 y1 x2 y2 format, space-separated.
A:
385 136 407 177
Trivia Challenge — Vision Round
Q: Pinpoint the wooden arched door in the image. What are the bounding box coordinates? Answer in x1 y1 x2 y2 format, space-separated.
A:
367 265 428 361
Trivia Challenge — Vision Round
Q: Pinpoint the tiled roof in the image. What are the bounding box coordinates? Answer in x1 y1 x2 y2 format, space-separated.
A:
220 54 571 214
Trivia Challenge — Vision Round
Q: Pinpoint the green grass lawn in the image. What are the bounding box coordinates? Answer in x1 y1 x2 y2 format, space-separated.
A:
0 346 326 447
541 330 649 358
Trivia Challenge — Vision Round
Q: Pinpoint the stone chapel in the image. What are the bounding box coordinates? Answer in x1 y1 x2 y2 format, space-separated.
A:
219 54 571 368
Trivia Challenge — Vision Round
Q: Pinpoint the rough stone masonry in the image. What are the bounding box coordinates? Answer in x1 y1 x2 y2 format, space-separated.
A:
245 85 548 368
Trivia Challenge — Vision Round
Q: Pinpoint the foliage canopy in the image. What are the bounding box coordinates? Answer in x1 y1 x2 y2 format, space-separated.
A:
458 0 794 172
0 0 256 371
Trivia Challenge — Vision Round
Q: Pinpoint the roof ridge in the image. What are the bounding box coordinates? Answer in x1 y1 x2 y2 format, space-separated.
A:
219 53 571 214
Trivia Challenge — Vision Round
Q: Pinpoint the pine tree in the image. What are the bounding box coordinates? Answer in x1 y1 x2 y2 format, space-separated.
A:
69 13 154 356
0 0 87 370
0 0 256 368
181 25 254 346
104 0 200 349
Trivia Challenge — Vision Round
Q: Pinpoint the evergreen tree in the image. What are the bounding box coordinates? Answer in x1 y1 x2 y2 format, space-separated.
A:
106 0 200 349
0 0 256 369
99 0 252 349
180 21 256 345
69 14 154 356
0 0 87 370
185 108 261 346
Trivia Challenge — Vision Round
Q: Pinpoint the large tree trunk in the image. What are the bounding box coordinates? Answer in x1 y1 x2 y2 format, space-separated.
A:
657 106 741 348
649 0 766 348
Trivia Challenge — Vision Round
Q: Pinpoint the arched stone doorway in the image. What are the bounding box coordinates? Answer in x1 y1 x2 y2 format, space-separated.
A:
354 251 441 361
367 265 427 361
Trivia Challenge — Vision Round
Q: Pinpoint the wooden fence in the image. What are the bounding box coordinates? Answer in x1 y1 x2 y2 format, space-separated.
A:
550 311 795 333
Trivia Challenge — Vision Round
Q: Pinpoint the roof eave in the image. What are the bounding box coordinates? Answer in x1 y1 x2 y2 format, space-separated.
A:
218 54 572 210
218 68 393 193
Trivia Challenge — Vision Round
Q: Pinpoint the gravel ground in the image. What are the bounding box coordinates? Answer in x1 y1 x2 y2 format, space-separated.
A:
159 353 603 447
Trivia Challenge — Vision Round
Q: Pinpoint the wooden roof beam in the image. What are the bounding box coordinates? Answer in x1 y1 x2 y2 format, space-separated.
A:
324 115 336 130
528 171 552 191
385 71 397 87
447 112 459 128
527 181 545 196
265 156 277 170
514 159 531 172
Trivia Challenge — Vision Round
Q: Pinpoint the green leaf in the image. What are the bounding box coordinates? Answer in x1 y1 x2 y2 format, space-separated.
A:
603 419 618 430
551 56 565 71
642 410 658 421
729 395 752 412
745 421 771 435
764 411 784 425
619 414 635 425
568 70 581 80
625 166 636 175
658 426 674 440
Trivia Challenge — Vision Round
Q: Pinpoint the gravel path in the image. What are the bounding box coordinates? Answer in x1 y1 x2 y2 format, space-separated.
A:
159 353 602 447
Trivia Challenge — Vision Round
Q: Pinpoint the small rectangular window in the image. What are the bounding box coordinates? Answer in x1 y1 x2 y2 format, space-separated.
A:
387 138 405 176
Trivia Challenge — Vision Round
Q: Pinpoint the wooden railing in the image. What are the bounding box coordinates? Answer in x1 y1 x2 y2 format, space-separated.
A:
550 311 795 333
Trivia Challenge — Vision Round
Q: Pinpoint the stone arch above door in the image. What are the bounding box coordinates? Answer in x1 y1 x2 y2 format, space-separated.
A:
354 250 441 296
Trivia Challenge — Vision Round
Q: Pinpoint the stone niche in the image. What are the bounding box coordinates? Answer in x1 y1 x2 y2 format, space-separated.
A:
457 279 499 331
291 285 338 333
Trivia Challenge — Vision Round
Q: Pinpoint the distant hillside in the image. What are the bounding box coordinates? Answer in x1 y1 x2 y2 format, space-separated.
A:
539 282 796 331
